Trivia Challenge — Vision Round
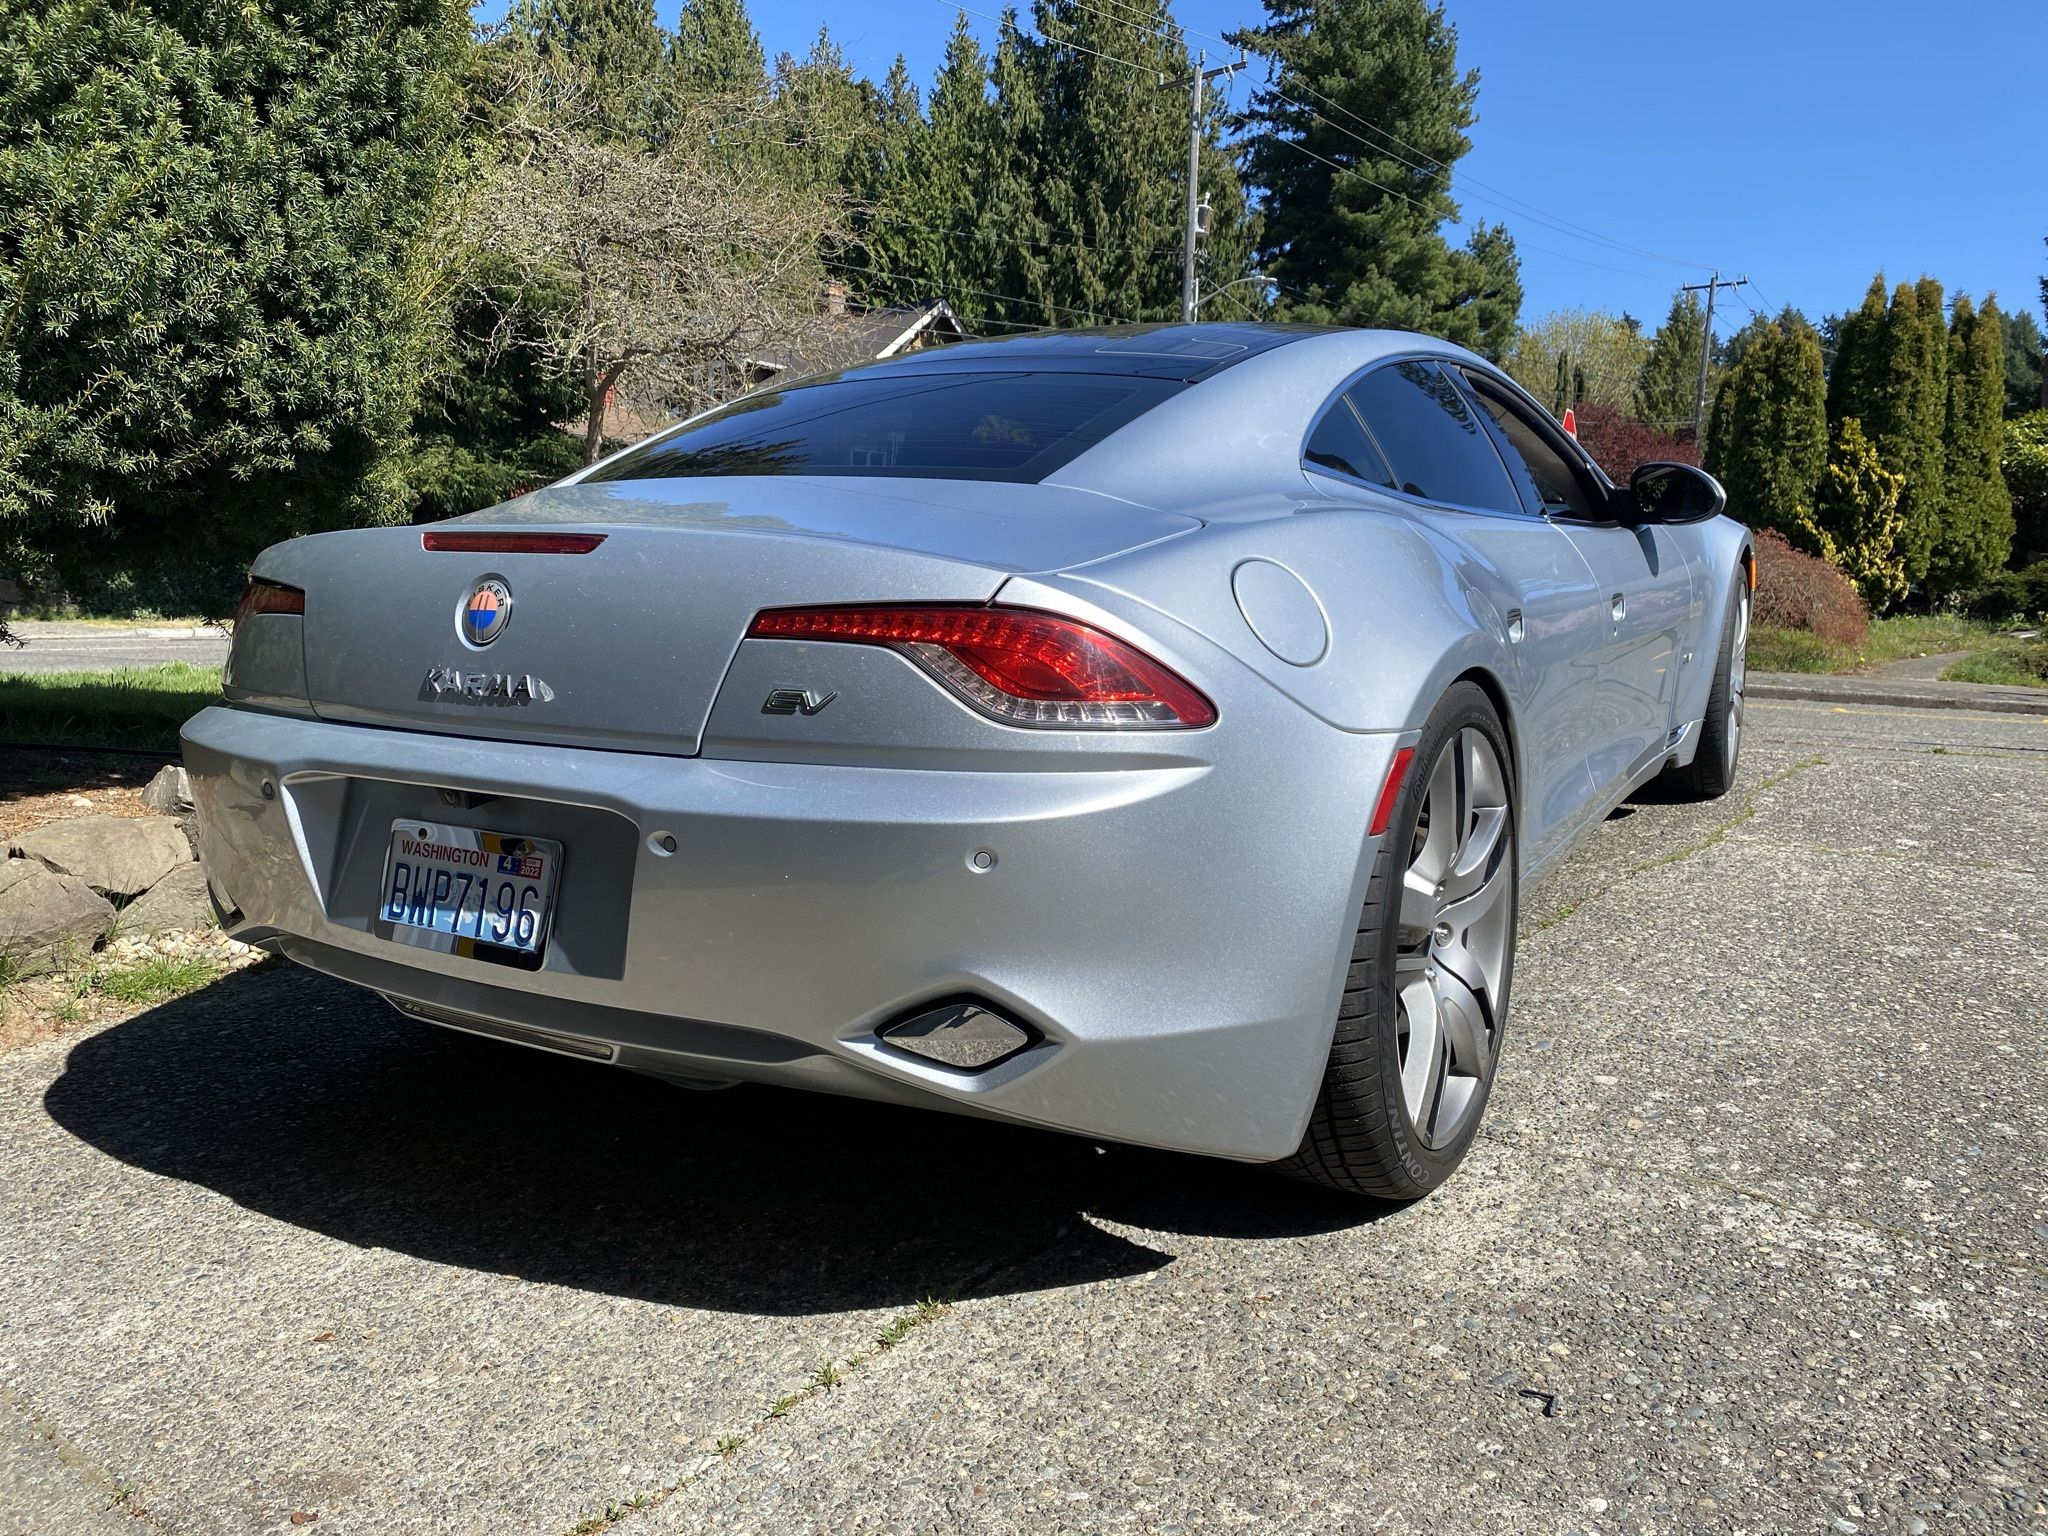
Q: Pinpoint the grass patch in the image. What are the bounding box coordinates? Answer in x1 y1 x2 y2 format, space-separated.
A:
0 661 222 751
1942 642 2048 687
1748 625 1848 673
96 954 220 1006
1749 616 2045 687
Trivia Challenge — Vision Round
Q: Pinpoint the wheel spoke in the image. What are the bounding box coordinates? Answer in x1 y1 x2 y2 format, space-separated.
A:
1434 967 1491 1080
1398 977 1443 1131
1399 866 1439 942
1388 719 1514 1150
1442 805 1507 904
1411 742 1461 885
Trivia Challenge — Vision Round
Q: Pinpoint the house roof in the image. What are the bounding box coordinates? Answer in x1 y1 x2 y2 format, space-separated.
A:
763 300 968 381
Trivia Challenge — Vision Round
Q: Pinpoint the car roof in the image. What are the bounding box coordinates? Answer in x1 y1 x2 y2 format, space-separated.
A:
850 322 1343 382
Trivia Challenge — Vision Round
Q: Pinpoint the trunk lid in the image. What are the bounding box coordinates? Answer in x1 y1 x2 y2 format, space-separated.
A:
270 477 1196 757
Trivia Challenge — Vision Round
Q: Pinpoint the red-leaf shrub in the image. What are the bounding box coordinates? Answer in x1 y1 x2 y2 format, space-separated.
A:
1571 404 1700 483
1752 528 1868 647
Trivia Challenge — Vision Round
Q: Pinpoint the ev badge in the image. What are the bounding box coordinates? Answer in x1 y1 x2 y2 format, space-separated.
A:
762 688 836 716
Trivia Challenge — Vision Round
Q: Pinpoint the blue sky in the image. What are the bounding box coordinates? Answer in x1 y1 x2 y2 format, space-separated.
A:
673 0 2048 336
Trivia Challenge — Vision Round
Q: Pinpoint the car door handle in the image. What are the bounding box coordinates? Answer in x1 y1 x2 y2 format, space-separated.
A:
1610 593 1626 622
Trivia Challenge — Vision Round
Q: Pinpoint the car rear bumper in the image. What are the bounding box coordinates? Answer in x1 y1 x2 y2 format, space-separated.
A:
181 705 1396 1161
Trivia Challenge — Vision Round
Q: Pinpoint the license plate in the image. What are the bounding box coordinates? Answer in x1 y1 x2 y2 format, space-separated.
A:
378 820 563 962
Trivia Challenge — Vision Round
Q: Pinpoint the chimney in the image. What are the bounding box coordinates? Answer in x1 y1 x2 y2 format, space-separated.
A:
822 281 848 317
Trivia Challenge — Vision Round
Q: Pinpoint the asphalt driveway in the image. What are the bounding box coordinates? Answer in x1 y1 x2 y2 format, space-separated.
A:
2 698 2043 1535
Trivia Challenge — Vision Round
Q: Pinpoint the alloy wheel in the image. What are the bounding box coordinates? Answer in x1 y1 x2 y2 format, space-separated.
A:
1394 727 1513 1148
1726 587 1750 774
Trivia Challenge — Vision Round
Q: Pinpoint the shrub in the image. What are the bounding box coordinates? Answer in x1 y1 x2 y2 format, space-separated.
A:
1965 558 2048 624
1571 404 1698 483
1752 528 1869 647
2005 412 2048 563
1804 417 1908 612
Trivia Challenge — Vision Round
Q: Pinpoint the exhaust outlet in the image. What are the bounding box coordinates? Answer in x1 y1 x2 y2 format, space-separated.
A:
879 1001 1032 1072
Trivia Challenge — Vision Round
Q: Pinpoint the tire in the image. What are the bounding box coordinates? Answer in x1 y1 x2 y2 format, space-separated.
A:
1281 681 1517 1200
1661 573 1748 801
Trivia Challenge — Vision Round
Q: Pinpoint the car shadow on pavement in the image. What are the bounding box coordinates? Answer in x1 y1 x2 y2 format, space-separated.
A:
43 964 1378 1315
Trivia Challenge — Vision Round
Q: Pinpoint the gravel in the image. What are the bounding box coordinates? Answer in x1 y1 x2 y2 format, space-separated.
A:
1 697 2041 1535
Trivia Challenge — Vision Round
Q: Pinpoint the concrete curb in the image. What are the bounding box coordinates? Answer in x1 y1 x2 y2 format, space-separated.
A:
1749 672 2048 717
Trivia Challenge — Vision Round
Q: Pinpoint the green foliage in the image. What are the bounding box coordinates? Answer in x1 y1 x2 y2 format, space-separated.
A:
1808 417 1907 611
1825 275 1953 585
670 0 767 95
405 272 586 523
1237 0 1520 357
0 661 221 751
2004 411 2048 560
1965 557 2048 623
1702 312 1827 544
520 0 666 138
1 0 470 605
1929 295 2011 596
1635 290 1706 433
1503 309 1649 415
2002 309 2044 418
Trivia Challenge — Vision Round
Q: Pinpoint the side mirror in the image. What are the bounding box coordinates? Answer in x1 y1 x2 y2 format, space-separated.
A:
1627 462 1726 525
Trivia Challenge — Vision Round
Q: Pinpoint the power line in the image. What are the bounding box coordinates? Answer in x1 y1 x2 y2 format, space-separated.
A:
1254 66 1721 276
860 209 1180 259
1058 0 1734 284
938 0 1167 82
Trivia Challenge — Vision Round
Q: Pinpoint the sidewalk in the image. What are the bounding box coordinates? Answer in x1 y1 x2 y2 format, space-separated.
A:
1748 670 2048 715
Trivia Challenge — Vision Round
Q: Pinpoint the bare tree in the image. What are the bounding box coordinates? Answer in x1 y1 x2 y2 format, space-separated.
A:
464 51 851 463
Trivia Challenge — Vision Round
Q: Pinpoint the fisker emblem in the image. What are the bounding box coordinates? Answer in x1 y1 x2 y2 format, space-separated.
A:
461 576 512 647
762 687 836 716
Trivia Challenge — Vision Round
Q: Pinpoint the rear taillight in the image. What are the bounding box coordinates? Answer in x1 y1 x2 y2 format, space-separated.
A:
747 604 1216 729
233 576 304 626
421 531 606 554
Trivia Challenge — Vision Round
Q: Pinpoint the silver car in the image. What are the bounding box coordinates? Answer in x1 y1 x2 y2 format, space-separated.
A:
184 324 1750 1199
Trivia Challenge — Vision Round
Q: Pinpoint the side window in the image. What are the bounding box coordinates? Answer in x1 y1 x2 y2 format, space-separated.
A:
1460 373 1597 519
1347 361 1519 512
1303 396 1395 488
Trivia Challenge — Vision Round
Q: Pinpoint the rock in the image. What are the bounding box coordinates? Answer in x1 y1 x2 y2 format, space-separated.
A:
141 764 194 814
0 859 115 974
7 816 191 898
118 862 217 936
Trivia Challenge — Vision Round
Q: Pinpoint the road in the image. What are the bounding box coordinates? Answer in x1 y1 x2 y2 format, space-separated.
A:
2 698 2043 1536
1 621 230 674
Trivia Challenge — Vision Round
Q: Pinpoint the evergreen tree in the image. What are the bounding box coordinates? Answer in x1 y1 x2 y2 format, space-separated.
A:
1015 0 1254 327
865 14 998 316
1828 276 1951 586
1701 313 1827 544
1810 417 1907 611
405 268 587 524
1889 279 1952 583
519 0 667 139
1 0 469 610
770 28 881 198
2006 410 2048 560
671 0 768 94
1825 274 1890 430
1929 294 2011 595
2002 309 2045 417
1635 290 1706 432
1236 0 1520 357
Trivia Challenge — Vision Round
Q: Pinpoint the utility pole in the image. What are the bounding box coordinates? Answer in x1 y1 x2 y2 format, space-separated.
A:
1170 51 1244 323
1683 272 1749 441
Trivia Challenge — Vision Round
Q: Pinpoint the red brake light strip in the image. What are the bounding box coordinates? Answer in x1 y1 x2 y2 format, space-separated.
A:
421 532 606 554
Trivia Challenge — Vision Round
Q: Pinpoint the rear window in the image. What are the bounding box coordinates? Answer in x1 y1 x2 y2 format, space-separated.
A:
1348 360 1519 512
583 370 1185 485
